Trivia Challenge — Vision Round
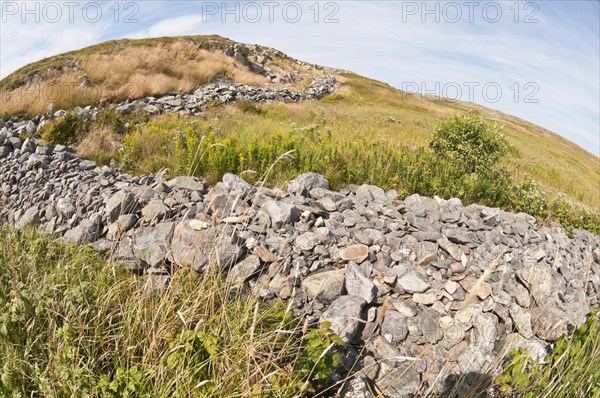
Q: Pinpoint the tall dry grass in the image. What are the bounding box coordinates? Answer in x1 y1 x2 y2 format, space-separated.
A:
75 124 121 165
0 40 268 116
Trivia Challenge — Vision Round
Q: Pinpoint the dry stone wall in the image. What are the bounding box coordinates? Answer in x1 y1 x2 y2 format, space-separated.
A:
1 116 599 397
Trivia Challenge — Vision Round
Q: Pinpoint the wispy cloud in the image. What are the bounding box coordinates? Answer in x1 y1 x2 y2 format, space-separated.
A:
1 0 598 155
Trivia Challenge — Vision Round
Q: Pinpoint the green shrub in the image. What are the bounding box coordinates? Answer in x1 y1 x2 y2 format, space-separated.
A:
295 322 345 393
41 112 81 144
430 114 510 173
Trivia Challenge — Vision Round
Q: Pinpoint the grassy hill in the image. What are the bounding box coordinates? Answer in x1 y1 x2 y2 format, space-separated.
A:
1 35 598 215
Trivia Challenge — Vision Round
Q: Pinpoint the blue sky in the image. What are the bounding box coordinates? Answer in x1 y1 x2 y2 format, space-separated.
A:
1 0 599 155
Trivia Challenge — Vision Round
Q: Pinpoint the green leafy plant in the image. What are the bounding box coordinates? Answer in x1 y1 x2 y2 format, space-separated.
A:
295 321 345 393
429 114 511 173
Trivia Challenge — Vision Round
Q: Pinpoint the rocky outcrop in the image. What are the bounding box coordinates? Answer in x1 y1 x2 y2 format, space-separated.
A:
1 128 599 397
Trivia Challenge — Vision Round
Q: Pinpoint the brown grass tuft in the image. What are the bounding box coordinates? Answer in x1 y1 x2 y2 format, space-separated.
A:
75 125 120 166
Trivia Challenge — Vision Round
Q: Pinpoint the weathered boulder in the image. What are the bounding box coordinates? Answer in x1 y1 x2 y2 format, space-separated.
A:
106 191 138 223
262 200 301 229
345 262 376 303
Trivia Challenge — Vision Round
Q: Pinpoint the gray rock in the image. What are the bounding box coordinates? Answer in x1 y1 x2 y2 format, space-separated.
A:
375 365 421 397
26 154 49 169
446 229 475 244
56 198 76 219
131 185 157 205
171 220 241 272
459 275 492 300
416 241 438 265
512 282 532 308
473 312 498 351
132 222 175 267
21 138 36 153
141 199 170 221
106 191 138 223
339 377 372 398
63 218 99 244
510 303 534 338
107 214 138 240
532 300 575 341
220 173 253 196
166 176 207 191
444 280 459 295
8 136 22 149
421 311 443 343
287 172 330 197
79 159 96 170
516 264 554 304
390 298 418 317
345 262 376 303
228 255 262 285
15 207 39 228
397 272 430 293
413 291 438 305
295 232 320 251
0 146 11 158
263 200 300 229
268 274 294 299
116 103 136 114
321 295 366 342
302 269 345 302
355 228 385 246
381 310 409 343
356 184 386 203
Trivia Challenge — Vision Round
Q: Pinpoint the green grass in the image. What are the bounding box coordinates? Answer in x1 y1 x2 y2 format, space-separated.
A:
0 226 344 397
116 112 599 234
174 73 600 212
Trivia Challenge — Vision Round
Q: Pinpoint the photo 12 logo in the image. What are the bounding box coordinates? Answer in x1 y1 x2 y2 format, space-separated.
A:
199 1 340 23
1 1 140 24
401 1 540 23
402 81 540 104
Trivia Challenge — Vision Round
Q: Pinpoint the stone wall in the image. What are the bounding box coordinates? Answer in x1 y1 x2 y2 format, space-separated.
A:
113 75 338 116
1 119 599 397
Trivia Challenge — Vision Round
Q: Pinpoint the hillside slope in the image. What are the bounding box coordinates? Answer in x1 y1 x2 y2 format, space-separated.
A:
1 34 598 212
